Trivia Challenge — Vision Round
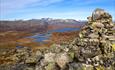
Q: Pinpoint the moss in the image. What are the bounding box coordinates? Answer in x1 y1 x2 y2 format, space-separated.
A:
111 44 115 51
68 52 74 59
81 64 94 70
95 66 104 70
45 63 56 70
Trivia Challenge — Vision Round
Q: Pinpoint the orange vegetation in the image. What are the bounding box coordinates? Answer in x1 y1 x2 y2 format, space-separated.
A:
0 31 32 48
50 31 80 44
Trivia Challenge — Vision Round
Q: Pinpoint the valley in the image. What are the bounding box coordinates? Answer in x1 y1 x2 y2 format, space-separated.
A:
0 19 85 49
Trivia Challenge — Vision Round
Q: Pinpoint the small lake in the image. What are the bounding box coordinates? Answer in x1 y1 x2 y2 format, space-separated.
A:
29 28 80 42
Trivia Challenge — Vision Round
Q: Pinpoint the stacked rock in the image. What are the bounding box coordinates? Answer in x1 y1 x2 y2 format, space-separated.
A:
72 8 115 69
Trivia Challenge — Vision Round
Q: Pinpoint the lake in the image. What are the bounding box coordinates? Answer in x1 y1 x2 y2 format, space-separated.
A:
29 28 80 42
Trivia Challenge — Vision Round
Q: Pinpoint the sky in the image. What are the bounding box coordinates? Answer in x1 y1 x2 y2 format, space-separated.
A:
0 0 115 20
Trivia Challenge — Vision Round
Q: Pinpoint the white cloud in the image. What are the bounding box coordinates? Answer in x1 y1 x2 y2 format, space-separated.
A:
0 0 63 14
1 0 37 9
30 0 63 7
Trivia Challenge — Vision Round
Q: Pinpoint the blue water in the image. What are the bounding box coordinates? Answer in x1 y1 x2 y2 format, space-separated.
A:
29 28 80 42
16 46 24 49
48 28 80 33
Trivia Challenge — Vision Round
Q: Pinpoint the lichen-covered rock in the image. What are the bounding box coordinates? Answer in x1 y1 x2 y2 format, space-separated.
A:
71 8 115 69
25 56 37 64
45 63 59 70
92 8 105 21
44 52 56 63
56 52 72 69
68 63 84 70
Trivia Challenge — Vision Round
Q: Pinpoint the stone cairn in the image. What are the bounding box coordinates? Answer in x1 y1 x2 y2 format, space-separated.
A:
70 8 115 70
0 8 115 70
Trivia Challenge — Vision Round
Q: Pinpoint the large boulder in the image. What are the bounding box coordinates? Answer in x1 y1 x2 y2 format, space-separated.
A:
56 52 72 69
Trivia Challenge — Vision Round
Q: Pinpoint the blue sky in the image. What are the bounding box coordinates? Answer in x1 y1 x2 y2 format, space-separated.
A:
0 0 115 20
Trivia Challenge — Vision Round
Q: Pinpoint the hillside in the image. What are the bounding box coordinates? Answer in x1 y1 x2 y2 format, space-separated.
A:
0 19 84 32
0 19 84 49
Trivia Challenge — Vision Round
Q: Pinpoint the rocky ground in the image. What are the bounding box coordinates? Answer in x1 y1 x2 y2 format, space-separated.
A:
0 8 115 70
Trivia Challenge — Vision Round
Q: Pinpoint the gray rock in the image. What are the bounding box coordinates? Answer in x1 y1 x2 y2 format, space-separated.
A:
88 33 99 38
56 52 72 69
44 52 56 63
68 63 85 70
92 8 105 21
45 63 59 70
25 56 37 64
